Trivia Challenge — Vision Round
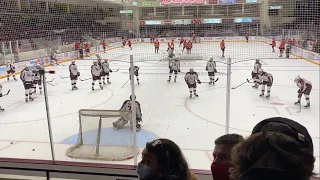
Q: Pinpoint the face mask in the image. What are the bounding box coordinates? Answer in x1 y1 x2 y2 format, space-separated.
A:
211 162 231 180
136 163 151 179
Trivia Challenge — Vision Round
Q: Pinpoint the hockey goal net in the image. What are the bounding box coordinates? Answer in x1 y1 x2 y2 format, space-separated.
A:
66 109 139 161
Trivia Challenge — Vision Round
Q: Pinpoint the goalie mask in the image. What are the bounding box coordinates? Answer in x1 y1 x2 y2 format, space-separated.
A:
130 95 136 100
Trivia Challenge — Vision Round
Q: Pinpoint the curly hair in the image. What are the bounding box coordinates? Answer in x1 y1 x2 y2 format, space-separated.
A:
230 122 315 180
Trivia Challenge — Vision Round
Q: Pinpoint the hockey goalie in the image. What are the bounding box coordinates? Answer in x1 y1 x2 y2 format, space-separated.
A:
113 95 142 131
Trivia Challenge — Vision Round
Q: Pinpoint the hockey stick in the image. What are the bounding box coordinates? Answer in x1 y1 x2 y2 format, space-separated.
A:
112 68 120 72
60 75 69 79
214 78 219 82
80 77 92 81
203 78 219 84
1 90 11 97
121 79 130 89
47 78 54 83
47 82 56 86
231 79 252 89
246 78 254 83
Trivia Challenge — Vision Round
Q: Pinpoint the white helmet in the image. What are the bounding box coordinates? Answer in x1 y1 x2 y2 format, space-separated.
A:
93 61 98 64
56 50 59 53
25 64 29 69
294 76 300 83
71 60 75 64
190 68 194 72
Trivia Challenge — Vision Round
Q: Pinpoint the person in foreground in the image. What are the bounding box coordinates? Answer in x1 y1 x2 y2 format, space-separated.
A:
211 134 244 180
137 138 198 180
230 117 315 180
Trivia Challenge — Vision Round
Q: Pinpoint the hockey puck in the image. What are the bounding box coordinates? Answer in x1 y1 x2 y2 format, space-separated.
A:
253 114 255 116
32 149 35 151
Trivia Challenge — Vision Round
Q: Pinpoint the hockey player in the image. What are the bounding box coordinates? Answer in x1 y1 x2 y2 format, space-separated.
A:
91 61 103 90
167 42 171 52
294 76 312 108
168 48 175 60
168 58 180 82
185 68 201 98
122 39 126 48
179 37 184 47
285 44 291 58
252 59 262 88
257 69 273 99
270 38 276 52
245 34 249 43
182 39 187 52
112 95 142 131
84 42 90 57
170 40 175 51
186 40 192 54
129 65 140 85
95 54 103 67
206 58 217 85
32 64 43 94
127 39 132 50
6 61 17 81
69 60 79 90
154 40 160 54
220 40 225 57
0 84 4 111
192 33 196 43
20 65 34 102
50 50 59 66
101 59 113 84
101 40 107 53
279 39 286 57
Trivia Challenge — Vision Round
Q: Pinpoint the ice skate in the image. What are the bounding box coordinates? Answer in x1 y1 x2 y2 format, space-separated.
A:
92 87 94 91
304 103 310 109
107 80 111 84
190 93 192 98
259 93 264 97
136 123 141 131
100 86 103 90
0 106 4 111
252 84 258 88
167 79 171 82
14 78 17 81
137 81 140 85
194 92 199 97
103 81 106 85
266 94 270 99
29 97 34 101
294 100 300 105
174 77 177 82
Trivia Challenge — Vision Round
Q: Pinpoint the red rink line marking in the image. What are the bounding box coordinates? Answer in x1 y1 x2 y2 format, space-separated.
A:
255 106 281 115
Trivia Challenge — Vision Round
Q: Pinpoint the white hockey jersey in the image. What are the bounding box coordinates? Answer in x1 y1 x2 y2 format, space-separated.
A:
101 62 110 73
185 72 199 84
69 64 78 76
259 72 273 83
91 64 101 76
20 69 33 82
253 62 261 73
32 68 41 81
6 63 15 72
206 61 216 72
169 60 180 71
120 100 142 120
129 66 139 73
297 78 312 92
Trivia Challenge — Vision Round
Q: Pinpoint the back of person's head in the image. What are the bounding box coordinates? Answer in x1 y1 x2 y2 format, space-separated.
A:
137 138 196 180
211 134 244 180
230 117 315 180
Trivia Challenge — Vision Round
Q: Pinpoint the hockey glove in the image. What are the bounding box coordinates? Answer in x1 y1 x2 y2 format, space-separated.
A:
178 69 180 72
206 67 208 71
77 72 80 77
109 69 113 73
214 69 217 73
298 89 302 94
197 80 201 84
0 93 2 97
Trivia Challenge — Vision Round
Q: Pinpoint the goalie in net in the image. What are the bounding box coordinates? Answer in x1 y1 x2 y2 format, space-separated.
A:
113 95 142 130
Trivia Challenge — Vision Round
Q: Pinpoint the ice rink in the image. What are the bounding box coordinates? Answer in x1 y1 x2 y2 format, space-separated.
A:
0 41 319 173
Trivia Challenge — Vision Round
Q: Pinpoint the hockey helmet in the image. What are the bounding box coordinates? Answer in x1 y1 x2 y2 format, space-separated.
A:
130 95 136 100
93 61 98 64
210 58 213 61
71 60 76 64
25 64 29 69
294 76 301 83
6 61 10 64
104 59 108 62
190 68 194 72
56 50 59 53
256 59 260 62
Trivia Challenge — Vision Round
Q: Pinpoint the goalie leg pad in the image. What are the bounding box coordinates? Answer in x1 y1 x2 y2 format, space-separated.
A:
113 118 128 129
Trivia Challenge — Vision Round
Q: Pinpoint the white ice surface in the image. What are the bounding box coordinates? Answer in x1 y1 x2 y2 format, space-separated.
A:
0 42 319 173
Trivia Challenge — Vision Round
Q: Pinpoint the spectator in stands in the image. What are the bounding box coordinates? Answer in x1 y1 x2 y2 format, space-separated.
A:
230 117 315 180
211 134 244 180
137 138 197 180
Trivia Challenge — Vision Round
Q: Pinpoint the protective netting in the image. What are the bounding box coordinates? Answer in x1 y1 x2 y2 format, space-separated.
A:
66 109 139 161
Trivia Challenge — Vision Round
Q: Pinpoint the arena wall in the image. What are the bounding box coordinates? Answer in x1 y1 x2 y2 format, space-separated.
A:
0 36 319 79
